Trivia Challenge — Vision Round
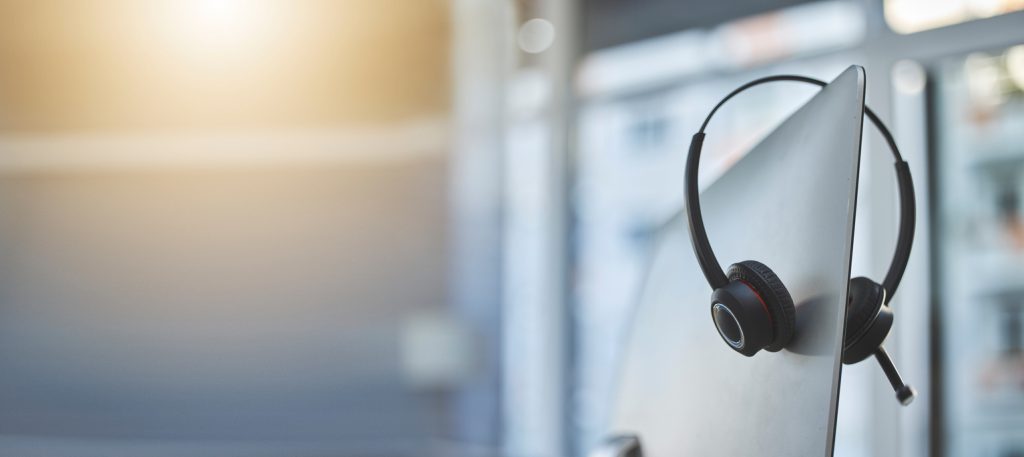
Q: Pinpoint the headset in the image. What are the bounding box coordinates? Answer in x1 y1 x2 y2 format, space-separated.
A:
684 75 917 406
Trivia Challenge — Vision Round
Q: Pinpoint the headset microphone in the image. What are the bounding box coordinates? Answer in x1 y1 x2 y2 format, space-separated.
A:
684 75 917 406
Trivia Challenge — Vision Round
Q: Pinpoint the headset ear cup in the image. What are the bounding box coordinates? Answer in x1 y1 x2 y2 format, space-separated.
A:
844 277 886 350
726 260 795 352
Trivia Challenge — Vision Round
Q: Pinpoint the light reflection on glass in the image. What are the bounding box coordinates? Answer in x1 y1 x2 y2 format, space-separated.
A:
885 0 1024 34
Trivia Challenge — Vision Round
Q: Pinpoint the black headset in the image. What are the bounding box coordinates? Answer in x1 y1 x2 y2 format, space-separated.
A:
684 75 917 406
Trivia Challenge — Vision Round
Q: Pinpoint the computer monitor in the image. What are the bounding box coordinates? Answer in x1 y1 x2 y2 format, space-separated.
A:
604 66 866 456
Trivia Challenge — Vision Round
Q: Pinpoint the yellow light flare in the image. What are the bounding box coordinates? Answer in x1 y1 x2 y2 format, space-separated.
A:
157 0 283 62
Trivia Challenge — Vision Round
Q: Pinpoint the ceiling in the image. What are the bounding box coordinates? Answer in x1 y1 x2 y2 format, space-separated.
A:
583 0 819 51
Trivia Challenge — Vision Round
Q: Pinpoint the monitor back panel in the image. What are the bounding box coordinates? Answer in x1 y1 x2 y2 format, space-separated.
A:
608 66 866 456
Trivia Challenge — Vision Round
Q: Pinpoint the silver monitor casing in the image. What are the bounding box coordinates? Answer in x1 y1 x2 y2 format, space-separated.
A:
606 66 866 457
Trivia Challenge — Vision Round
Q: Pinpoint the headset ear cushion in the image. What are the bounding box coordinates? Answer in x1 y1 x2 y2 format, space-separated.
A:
727 260 795 352
845 277 885 345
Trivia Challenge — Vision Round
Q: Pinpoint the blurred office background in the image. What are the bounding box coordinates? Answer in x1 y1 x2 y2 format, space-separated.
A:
0 1 1022 456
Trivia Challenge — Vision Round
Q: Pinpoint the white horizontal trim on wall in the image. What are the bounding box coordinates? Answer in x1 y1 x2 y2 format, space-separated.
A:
0 118 448 172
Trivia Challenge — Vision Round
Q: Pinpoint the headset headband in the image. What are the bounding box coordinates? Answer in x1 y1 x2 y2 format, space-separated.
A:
684 75 916 304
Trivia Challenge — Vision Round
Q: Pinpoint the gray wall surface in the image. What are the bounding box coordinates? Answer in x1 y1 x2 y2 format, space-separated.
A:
0 159 447 454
